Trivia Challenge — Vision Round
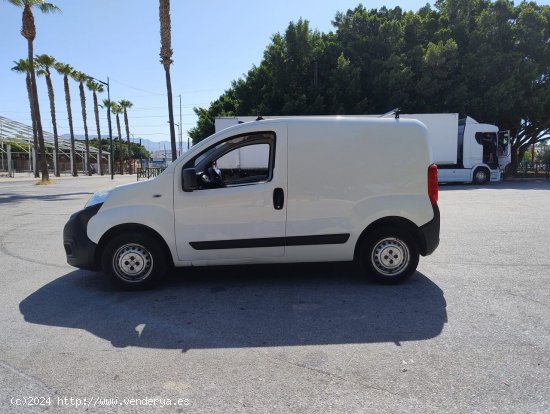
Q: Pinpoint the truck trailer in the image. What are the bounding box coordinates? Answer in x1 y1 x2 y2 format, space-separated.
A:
215 114 511 184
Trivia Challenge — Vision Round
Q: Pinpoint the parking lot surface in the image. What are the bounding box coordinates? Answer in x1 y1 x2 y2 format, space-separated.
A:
0 175 549 413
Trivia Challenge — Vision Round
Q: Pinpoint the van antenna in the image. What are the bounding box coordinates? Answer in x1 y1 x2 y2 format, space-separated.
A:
256 112 264 121
395 108 400 119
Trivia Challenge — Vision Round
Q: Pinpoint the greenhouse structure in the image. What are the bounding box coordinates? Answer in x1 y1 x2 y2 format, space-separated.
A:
0 115 109 177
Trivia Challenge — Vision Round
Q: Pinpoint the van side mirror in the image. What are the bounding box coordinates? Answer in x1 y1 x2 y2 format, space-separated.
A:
182 168 198 192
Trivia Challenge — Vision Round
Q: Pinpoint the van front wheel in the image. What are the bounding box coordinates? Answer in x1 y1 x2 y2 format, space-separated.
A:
358 228 419 284
101 232 167 290
473 167 490 184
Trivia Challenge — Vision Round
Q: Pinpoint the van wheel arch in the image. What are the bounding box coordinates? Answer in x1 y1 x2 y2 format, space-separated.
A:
354 217 425 259
357 226 420 284
96 224 174 269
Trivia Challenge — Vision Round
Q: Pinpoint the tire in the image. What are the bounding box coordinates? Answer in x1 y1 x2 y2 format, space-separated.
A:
101 232 168 290
472 167 489 185
357 227 419 284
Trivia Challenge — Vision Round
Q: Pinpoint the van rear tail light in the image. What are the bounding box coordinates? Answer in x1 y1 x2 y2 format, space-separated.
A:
428 164 438 205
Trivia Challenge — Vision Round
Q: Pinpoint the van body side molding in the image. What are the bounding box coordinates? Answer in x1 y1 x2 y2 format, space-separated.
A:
189 233 350 250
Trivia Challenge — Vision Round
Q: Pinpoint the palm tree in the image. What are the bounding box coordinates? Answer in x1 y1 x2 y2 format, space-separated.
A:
102 98 115 176
159 0 177 161
119 99 133 174
71 71 91 175
55 62 77 176
7 0 60 182
11 58 39 177
110 102 124 175
87 79 104 175
35 54 60 177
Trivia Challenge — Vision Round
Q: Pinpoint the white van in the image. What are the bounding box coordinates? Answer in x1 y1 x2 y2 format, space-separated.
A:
63 117 440 289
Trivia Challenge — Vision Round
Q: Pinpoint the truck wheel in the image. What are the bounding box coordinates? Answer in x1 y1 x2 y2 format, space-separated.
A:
101 232 167 290
473 167 489 184
358 228 419 284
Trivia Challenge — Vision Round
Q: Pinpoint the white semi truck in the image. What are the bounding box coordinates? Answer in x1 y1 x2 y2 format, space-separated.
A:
215 114 511 184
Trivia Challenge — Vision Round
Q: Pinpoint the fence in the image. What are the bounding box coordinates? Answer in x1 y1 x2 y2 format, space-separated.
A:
136 167 165 181
516 162 550 180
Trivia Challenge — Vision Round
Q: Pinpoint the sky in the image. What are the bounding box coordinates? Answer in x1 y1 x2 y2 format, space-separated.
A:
0 0 514 146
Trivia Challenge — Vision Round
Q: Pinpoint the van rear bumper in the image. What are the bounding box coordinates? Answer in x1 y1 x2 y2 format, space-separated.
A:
63 203 102 271
419 204 440 256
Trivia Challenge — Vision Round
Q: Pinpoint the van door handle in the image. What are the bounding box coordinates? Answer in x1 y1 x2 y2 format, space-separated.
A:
273 188 284 210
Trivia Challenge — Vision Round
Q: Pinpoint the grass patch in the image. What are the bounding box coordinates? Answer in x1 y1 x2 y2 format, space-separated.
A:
35 178 56 185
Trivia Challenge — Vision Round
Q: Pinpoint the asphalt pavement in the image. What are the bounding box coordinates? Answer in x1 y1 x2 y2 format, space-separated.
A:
0 175 548 413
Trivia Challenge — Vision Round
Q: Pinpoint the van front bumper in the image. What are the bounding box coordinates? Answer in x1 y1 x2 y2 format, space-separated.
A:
63 203 102 271
419 204 440 256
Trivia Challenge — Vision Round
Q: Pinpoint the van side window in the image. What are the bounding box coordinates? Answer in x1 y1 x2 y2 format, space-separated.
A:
185 132 275 190
216 143 271 185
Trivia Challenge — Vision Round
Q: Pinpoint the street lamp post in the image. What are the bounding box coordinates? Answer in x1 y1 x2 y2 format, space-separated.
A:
179 94 183 156
89 76 114 180
167 121 180 158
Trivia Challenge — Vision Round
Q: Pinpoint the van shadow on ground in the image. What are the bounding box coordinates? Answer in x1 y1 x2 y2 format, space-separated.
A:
20 264 447 350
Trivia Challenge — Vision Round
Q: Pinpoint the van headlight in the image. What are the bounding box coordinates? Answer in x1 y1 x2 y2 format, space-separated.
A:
85 189 112 208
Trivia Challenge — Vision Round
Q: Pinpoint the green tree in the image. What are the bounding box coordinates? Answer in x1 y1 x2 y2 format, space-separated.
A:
9 142 31 153
417 39 459 111
101 98 116 175
72 71 91 175
86 79 104 175
506 2 550 173
441 0 550 173
35 54 60 176
6 0 60 182
119 99 133 174
328 53 363 113
11 58 39 177
110 102 124 174
159 0 177 161
131 141 151 160
55 62 77 176
91 138 151 161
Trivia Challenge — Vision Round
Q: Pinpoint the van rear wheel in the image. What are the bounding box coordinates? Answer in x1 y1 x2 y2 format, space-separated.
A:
358 228 419 284
101 232 167 290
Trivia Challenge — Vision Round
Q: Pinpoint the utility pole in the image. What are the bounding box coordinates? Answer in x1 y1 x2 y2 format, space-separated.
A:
179 94 183 156
139 138 143 171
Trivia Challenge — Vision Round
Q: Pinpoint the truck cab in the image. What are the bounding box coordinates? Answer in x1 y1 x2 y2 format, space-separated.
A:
458 117 510 184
